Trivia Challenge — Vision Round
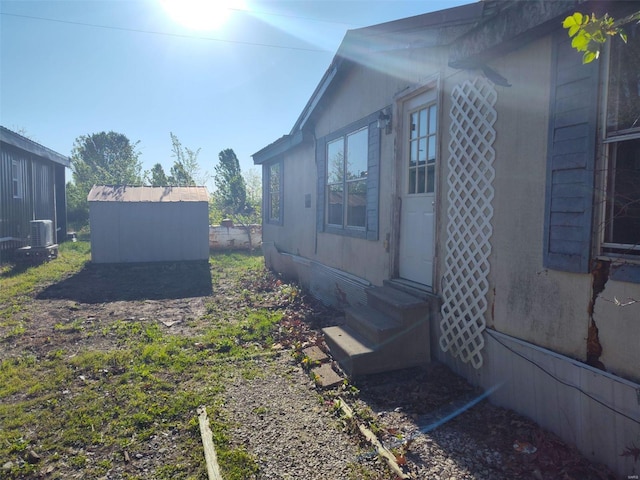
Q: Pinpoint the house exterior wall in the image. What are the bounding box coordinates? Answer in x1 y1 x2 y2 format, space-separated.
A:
449 37 592 361
438 35 639 383
433 32 640 477
256 5 640 475
89 201 209 263
262 145 316 259
310 47 451 287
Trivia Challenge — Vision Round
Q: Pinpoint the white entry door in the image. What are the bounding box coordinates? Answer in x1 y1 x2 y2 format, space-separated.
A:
398 91 437 287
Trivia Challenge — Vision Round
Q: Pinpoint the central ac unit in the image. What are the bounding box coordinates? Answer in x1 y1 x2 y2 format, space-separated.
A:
31 220 53 247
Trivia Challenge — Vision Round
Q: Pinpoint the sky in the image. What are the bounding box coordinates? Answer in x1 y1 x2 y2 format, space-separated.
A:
1 0 471 189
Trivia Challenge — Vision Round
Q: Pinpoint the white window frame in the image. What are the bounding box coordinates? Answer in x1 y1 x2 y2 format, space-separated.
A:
12 159 23 199
325 126 368 230
266 160 282 225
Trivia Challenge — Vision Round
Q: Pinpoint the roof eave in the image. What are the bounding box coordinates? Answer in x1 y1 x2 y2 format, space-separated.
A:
290 3 484 134
252 130 311 165
290 57 343 134
0 126 70 167
448 0 580 69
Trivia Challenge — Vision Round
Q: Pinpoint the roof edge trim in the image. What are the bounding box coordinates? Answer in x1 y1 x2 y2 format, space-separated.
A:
252 130 309 165
0 126 70 167
448 0 578 69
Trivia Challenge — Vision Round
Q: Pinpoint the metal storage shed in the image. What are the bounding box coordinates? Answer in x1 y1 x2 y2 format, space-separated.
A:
88 185 209 264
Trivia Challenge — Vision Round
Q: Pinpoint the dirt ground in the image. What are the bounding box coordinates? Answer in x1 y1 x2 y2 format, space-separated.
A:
1 258 621 479
2 262 213 362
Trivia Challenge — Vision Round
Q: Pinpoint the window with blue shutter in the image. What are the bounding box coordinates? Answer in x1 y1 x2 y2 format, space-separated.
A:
316 111 380 241
545 25 640 284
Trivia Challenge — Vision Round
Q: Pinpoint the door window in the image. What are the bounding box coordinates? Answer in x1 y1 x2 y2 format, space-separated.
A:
408 104 437 195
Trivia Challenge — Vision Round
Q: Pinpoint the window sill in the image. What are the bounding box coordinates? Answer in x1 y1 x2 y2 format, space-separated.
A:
323 225 367 240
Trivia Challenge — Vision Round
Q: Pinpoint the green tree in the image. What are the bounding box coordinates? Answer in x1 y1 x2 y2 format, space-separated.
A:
244 167 262 217
214 148 247 215
167 132 206 186
68 131 142 227
211 149 262 250
149 163 169 187
564 10 640 63
66 181 89 228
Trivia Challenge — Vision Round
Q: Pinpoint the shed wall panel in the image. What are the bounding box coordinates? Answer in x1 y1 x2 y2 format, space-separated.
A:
89 201 208 263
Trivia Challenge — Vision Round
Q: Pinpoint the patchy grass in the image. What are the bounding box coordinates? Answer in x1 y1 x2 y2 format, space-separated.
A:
0 247 293 479
0 241 90 332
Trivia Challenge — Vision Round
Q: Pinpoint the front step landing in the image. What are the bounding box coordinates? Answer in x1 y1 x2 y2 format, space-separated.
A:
322 285 433 377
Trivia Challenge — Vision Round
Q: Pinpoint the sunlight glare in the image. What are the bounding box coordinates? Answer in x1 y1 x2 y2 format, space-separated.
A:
161 0 245 31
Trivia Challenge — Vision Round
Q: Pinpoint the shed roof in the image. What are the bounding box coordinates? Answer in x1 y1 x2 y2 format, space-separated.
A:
0 126 70 167
87 185 209 203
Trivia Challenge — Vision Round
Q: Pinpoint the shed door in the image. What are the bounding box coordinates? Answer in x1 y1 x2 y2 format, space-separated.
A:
398 91 437 287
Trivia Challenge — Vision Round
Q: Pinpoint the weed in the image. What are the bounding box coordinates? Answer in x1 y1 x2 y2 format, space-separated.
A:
252 405 268 415
70 453 88 468
6 322 26 338
54 318 84 333
346 460 384 480
96 458 113 474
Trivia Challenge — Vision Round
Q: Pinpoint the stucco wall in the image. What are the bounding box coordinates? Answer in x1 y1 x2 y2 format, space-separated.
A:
486 37 590 360
438 36 640 381
310 47 451 286
437 38 592 360
595 279 640 382
261 145 316 259
262 29 640 383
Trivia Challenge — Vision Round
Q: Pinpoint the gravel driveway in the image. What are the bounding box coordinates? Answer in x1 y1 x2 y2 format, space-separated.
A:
220 347 617 480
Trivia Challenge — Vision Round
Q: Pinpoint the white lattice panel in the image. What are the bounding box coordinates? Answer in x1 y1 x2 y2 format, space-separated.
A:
440 77 497 369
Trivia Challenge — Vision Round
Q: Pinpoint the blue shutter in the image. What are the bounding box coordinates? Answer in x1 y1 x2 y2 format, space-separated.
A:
543 32 599 273
316 138 326 234
366 121 380 241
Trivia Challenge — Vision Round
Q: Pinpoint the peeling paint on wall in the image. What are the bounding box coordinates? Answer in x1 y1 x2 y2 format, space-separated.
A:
587 260 610 371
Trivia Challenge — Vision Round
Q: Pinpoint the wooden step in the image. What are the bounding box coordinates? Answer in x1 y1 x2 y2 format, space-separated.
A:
345 305 400 344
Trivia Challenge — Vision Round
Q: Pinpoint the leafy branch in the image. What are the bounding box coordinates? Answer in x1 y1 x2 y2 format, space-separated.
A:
563 10 640 63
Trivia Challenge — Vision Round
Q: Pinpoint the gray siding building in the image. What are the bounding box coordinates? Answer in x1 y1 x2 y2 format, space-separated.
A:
0 126 69 260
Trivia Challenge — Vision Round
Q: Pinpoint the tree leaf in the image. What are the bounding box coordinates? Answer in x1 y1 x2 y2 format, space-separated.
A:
571 32 591 51
583 51 597 64
562 15 577 28
574 13 585 25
